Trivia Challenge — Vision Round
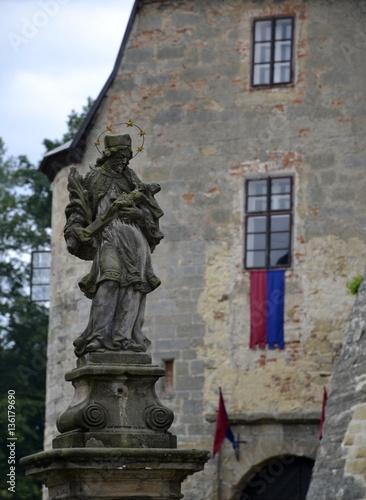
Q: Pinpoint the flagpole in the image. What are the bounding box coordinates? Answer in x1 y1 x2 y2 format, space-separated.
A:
217 446 221 500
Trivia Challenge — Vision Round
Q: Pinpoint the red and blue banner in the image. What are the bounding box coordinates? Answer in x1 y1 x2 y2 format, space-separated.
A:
250 270 285 349
212 388 237 457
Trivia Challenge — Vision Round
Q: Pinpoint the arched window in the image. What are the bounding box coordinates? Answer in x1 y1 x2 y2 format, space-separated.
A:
240 456 314 500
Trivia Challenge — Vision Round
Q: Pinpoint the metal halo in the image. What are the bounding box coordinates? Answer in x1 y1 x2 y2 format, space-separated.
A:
93 120 146 157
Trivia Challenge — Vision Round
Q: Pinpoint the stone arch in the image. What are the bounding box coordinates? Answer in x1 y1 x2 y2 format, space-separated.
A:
232 455 315 500
218 419 319 500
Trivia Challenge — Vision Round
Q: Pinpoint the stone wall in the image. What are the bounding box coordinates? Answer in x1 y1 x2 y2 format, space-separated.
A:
307 274 366 500
44 1 366 498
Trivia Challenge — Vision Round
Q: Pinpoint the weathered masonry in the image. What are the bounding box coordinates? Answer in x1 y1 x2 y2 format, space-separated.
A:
41 1 366 498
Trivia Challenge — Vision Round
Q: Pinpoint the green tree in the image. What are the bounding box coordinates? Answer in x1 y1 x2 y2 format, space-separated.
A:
0 97 93 499
0 140 50 499
43 96 94 152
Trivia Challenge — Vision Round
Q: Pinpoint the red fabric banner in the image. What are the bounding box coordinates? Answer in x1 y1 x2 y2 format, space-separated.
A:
250 270 267 349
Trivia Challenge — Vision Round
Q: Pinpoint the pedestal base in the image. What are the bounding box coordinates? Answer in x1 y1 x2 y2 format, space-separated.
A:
55 352 175 449
20 448 211 499
53 428 177 449
21 352 211 498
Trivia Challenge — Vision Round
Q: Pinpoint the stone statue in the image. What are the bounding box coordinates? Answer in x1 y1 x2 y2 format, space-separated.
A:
64 134 163 356
23 134 210 499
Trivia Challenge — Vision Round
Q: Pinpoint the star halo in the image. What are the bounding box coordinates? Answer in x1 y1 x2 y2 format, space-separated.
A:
94 120 146 157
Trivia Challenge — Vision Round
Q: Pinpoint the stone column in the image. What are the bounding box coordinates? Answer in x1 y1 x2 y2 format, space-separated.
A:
21 352 210 499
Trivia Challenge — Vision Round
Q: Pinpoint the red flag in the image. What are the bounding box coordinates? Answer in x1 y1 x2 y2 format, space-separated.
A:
319 386 328 439
212 388 237 457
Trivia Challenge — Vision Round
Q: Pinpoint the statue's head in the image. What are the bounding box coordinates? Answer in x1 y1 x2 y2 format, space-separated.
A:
104 134 133 161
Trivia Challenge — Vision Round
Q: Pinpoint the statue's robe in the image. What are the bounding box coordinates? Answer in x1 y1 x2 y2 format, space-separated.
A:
64 163 163 356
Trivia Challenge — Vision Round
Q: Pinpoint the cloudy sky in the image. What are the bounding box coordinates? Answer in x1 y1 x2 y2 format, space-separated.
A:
1 0 135 165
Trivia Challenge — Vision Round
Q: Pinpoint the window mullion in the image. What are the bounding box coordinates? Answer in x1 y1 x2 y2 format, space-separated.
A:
289 18 294 84
270 18 276 85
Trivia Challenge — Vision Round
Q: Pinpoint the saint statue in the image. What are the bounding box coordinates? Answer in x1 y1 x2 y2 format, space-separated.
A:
64 134 163 356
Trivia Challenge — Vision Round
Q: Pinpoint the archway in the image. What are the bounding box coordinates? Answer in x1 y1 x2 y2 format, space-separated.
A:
239 455 314 500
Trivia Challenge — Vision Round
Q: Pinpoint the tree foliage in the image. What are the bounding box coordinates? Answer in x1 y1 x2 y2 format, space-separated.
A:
42 96 94 153
0 98 93 499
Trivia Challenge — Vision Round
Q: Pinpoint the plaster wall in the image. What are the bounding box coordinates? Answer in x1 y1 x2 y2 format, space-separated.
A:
44 1 366 498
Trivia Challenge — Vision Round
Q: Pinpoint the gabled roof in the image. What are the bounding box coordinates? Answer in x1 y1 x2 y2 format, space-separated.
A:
40 0 140 182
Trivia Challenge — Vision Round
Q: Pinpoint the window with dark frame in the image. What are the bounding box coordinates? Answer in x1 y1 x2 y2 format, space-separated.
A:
252 17 294 86
245 177 292 269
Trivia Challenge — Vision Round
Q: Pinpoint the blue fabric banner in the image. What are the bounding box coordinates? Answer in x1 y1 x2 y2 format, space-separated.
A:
266 270 285 349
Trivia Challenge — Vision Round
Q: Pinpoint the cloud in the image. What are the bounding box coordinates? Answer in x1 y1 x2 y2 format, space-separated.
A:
0 0 134 164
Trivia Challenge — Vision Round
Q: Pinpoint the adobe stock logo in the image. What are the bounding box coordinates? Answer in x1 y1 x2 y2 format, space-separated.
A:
8 0 71 54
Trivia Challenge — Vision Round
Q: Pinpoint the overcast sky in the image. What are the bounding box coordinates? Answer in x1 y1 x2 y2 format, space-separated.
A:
1 0 135 165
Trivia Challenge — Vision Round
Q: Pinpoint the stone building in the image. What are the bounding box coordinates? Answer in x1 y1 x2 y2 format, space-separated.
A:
40 1 366 498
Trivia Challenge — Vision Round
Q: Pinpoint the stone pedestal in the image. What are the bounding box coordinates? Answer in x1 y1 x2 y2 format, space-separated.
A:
20 448 209 499
55 352 176 450
21 352 210 499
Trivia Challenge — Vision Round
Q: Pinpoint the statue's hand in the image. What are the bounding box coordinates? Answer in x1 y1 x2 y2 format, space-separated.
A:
119 206 144 221
73 227 93 244
109 195 128 212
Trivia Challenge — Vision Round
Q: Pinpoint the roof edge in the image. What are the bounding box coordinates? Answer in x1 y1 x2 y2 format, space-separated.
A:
40 0 141 182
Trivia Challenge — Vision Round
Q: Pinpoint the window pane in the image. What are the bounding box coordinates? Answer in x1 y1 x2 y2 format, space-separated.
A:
271 178 291 194
31 284 50 302
253 64 270 85
271 194 290 210
271 214 290 232
275 41 291 62
254 42 271 63
33 251 51 268
248 196 267 212
270 232 289 250
273 62 291 83
270 250 289 266
248 180 267 196
247 216 266 233
32 268 51 284
275 19 292 40
255 20 272 42
247 251 266 268
247 233 266 251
